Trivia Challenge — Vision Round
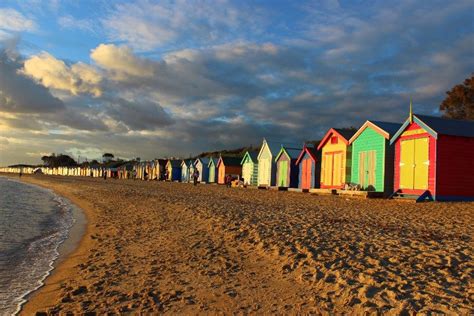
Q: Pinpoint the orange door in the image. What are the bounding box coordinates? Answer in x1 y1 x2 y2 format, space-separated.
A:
302 158 312 189
218 166 225 184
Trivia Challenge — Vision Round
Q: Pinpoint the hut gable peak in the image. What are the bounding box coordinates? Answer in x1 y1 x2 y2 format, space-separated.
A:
317 128 355 150
240 151 258 165
349 120 402 144
295 144 318 165
275 146 303 162
390 113 474 144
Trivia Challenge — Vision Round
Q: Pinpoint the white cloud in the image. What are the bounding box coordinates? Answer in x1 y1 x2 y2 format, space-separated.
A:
58 15 94 33
90 44 154 78
0 8 36 32
23 52 102 97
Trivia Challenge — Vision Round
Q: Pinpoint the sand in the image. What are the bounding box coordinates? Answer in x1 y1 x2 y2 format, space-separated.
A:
14 174 474 314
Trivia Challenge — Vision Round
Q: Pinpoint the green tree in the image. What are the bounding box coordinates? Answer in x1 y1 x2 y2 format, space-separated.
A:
440 74 474 120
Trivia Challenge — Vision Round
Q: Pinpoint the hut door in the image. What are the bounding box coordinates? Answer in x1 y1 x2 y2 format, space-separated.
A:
367 150 376 190
414 138 429 190
279 161 288 187
400 138 429 190
302 158 312 189
400 139 414 189
242 162 251 185
333 152 342 186
359 151 367 188
323 153 333 186
209 167 215 183
259 159 269 185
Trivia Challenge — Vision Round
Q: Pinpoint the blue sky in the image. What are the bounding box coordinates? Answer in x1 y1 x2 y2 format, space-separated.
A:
0 0 473 165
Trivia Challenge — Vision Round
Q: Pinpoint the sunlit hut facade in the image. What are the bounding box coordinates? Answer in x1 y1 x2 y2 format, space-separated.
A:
390 112 474 201
194 157 210 183
207 158 218 183
166 159 182 181
257 139 280 187
275 145 302 188
348 120 401 195
217 157 242 184
240 151 259 186
295 144 321 190
180 159 193 183
317 128 356 189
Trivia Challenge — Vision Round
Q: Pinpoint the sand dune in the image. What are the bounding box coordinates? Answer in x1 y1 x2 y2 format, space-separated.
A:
18 175 473 314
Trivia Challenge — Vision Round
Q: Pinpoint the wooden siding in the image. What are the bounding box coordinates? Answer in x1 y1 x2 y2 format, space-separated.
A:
351 127 385 192
258 143 276 186
436 135 474 199
320 132 349 188
242 156 258 186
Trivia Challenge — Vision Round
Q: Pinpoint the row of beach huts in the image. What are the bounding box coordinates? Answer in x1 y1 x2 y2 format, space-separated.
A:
2 112 474 201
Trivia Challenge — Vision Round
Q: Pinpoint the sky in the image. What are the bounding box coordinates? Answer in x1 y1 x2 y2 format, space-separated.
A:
0 0 473 165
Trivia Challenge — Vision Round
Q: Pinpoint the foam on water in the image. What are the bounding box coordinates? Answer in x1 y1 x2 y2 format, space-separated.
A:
0 177 75 315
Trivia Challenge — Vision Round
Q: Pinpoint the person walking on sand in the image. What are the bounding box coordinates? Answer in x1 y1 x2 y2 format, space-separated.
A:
193 169 200 186
103 169 107 180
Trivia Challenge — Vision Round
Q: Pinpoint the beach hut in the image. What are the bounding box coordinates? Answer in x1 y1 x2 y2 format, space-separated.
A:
317 128 356 189
194 157 210 183
257 139 281 187
157 159 167 180
274 145 302 188
240 151 259 186
217 157 242 184
295 144 321 190
207 158 217 183
348 120 401 195
181 159 193 182
390 111 474 201
166 159 182 181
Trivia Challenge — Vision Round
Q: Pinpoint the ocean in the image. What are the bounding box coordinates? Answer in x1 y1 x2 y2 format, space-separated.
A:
0 177 77 315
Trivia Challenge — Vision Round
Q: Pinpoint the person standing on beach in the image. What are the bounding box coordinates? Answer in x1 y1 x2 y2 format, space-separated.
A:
193 169 200 186
103 169 107 180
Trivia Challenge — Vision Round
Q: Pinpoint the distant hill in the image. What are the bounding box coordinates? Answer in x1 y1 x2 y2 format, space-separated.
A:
197 145 260 158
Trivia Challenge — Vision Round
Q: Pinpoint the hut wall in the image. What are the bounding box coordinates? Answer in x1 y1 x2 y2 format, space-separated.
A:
435 135 474 200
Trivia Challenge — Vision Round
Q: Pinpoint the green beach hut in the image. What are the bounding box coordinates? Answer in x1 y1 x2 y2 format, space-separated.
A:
240 151 259 186
207 157 217 183
348 120 401 195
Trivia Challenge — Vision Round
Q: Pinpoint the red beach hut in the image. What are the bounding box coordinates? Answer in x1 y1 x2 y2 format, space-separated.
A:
390 112 474 201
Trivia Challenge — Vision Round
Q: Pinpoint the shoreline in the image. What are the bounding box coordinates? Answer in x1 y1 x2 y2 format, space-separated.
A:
4 175 94 315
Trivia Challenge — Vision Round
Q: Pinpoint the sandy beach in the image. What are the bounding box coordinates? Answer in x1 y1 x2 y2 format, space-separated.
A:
13 174 473 314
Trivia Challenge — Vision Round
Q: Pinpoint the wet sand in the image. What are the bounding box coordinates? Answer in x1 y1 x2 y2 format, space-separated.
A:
15 175 474 314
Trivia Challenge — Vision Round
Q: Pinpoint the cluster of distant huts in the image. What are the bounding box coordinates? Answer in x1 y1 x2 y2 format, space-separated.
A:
2 112 474 201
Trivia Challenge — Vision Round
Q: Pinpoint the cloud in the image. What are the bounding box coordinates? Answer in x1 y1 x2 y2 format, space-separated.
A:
58 14 94 33
0 8 36 39
91 44 154 78
23 52 102 96
102 0 266 50
0 51 65 113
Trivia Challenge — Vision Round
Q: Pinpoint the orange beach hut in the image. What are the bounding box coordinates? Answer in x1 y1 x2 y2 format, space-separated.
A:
217 157 242 184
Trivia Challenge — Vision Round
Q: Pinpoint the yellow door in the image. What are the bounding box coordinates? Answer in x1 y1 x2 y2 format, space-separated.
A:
400 140 414 189
367 150 376 188
359 151 367 188
333 153 342 186
414 137 429 189
324 153 333 186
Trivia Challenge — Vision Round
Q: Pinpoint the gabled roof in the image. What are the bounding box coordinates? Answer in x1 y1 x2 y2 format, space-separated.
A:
295 144 318 165
181 159 193 167
390 114 474 144
217 156 242 167
317 128 356 150
257 138 301 160
166 159 182 168
349 120 402 144
207 157 217 167
275 145 303 162
195 157 210 166
240 151 258 164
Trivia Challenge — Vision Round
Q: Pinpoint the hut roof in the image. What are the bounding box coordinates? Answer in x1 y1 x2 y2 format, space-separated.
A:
349 120 402 144
275 146 303 161
295 144 318 164
390 114 474 144
218 156 242 167
317 128 356 150
167 159 182 168
240 151 258 164
260 138 301 158
195 157 210 165
207 157 217 167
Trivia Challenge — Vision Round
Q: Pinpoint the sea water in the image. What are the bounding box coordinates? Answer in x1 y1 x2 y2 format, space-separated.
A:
0 177 75 315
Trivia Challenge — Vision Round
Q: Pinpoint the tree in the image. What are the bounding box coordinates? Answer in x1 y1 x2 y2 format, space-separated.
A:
440 74 474 120
41 153 77 167
102 153 114 158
